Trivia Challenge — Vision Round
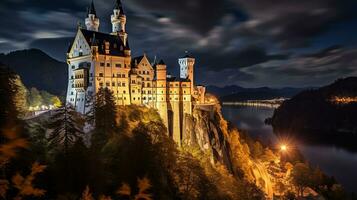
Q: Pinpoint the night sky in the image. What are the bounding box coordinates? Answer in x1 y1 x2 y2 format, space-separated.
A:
1 0 357 87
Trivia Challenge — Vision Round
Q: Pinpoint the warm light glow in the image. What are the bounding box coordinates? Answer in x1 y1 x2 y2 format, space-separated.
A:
280 145 288 151
331 96 357 104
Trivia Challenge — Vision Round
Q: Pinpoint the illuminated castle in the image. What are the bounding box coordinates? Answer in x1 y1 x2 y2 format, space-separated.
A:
66 0 206 144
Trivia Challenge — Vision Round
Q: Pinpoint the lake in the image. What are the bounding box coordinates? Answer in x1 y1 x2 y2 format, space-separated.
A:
222 105 357 193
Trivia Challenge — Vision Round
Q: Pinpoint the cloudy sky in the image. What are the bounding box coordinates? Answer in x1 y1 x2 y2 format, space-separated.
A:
1 0 357 87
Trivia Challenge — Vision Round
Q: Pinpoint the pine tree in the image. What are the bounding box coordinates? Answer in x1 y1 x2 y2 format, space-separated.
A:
91 88 118 149
0 65 19 129
85 93 95 126
48 104 84 153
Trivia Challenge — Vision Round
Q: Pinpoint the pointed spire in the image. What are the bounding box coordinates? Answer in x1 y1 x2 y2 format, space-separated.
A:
88 0 97 16
115 0 124 14
158 59 165 65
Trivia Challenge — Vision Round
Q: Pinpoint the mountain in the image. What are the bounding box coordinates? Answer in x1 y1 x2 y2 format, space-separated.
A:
206 85 245 97
0 49 67 96
271 77 357 149
207 85 305 101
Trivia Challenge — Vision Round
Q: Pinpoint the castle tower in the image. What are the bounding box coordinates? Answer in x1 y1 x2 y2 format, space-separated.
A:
111 0 128 46
179 54 195 94
85 0 100 32
155 60 169 135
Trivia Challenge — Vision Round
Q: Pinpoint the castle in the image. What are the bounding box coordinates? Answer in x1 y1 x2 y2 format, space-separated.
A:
66 0 206 145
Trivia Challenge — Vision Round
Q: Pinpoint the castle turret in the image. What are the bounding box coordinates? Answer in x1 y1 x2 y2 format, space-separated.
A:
111 0 128 46
85 0 100 32
155 60 169 136
179 54 195 94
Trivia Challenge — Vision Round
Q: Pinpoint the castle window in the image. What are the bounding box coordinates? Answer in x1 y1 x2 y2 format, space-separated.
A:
113 74 115 77
72 65 75 69
122 83 126 86
176 84 179 87
133 97 136 100
148 91 151 94
106 82 110 87
143 97 146 100
112 82 115 86
146 78 150 81
99 73 103 77
122 74 126 78
100 62 105 67
132 80 135 84
184 97 186 100
71 76 74 79
124 97 126 100
132 90 135 93
71 92 73 95
90 73 93 77
149 97 152 100
184 91 186 94
106 63 110 67
123 90 126 94
116 63 121 68
147 83 151 87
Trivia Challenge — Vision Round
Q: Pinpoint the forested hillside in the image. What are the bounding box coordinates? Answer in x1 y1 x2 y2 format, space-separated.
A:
0 49 67 95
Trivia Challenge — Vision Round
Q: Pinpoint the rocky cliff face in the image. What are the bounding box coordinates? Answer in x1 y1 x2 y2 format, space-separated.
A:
183 102 233 172
182 98 274 198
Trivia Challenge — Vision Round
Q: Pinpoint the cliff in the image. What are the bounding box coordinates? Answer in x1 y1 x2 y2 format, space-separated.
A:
182 97 275 198
183 103 233 171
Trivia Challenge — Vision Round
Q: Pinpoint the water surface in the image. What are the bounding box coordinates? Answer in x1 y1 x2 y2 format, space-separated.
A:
221 105 357 193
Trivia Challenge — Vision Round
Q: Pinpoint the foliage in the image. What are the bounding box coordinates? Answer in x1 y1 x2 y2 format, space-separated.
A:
117 176 153 200
91 88 118 149
81 186 94 200
0 129 28 167
11 162 46 199
48 104 84 153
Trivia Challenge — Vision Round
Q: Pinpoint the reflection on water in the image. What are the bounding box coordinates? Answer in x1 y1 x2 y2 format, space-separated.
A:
222 106 276 144
222 105 357 193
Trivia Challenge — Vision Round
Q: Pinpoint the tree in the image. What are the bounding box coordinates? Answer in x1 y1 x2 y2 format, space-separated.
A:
117 177 153 200
28 87 43 108
0 66 20 129
13 76 28 117
47 104 84 153
91 88 118 149
51 96 62 108
291 163 311 197
0 66 27 166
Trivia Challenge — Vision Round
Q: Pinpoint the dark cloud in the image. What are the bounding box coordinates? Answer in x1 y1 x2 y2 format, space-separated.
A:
241 46 357 87
0 0 357 87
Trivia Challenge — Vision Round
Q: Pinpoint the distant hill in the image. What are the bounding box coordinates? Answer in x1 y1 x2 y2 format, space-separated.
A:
207 85 305 101
0 49 67 96
271 77 357 146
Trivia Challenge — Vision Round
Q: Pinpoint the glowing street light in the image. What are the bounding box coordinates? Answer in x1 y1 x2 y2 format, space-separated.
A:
280 144 288 152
